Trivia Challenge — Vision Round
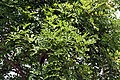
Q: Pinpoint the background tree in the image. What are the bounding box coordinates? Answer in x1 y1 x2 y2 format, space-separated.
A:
0 0 120 80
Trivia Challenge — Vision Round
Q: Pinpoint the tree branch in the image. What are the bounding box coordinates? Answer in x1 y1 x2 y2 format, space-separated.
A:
4 56 27 80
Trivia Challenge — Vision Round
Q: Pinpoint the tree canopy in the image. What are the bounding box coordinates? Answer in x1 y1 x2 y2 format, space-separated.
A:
0 0 120 80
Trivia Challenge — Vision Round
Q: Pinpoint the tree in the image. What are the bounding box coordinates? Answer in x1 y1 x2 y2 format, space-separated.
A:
0 0 120 80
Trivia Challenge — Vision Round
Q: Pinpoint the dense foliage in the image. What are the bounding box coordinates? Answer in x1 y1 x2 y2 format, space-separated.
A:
0 0 120 80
